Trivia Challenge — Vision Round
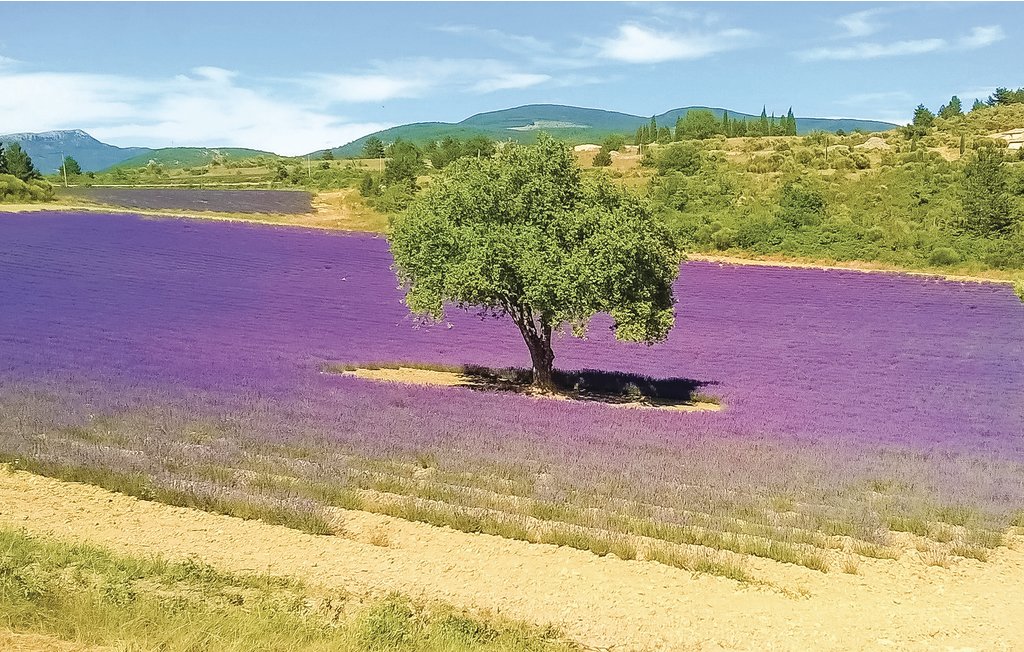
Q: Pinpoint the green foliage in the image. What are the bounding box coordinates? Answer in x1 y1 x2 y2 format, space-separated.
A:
592 150 612 167
675 109 721 140
390 134 680 387
362 137 386 159
601 134 626 151
656 142 703 175
0 174 53 202
1014 279 1024 303
913 104 936 129
778 178 827 227
938 96 964 119
960 147 1016 236
0 143 7 175
59 155 82 177
321 149 335 160
928 247 961 266
986 87 1024 106
425 135 496 169
383 140 423 188
4 142 40 181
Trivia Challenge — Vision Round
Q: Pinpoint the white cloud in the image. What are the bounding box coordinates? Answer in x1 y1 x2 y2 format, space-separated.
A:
0 67 391 155
958 25 1005 49
836 9 886 38
311 73 431 103
797 38 946 61
597 23 754 64
472 73 551 93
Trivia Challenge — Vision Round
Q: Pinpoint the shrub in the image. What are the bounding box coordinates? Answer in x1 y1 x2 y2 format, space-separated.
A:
928 247 962 266
592 150 612 167
656 142 702 175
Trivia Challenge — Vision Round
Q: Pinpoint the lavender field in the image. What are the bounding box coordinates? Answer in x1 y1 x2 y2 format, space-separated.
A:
2 211 1022 574
58 187 313 214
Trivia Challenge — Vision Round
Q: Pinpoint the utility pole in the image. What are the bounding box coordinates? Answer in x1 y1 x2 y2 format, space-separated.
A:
60 150 68 188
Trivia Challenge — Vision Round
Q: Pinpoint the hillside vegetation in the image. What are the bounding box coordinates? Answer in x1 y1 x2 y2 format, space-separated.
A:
36 89 1024 279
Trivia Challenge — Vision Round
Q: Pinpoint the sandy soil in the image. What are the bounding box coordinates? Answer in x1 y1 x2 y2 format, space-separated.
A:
341 366 722 412
2 469 1022 652
688 253 1017 285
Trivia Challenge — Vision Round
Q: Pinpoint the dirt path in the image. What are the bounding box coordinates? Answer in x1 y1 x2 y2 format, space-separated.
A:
688 253 1016 285
1 470 1022 651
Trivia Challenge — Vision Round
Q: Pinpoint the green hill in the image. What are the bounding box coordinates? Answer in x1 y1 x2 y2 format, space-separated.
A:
110 147 280 169
327 104 899 157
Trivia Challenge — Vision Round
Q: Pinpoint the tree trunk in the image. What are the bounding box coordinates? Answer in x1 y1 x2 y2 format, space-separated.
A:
525 332 556 391
513 314 556 392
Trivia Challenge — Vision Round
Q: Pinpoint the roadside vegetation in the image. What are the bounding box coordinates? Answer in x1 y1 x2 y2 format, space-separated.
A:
0 525 574 651
0 142 52 202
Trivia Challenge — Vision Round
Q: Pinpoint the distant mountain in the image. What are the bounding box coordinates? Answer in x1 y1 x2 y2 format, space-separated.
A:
111 147 280 169
0 129 151 173
326 104 899 157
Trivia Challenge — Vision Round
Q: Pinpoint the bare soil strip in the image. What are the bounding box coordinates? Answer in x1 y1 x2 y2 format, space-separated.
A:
2 469 1022 652
341 366 722 412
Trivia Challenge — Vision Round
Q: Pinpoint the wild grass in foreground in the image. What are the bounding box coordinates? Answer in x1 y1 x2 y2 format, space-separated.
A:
0 526 574 652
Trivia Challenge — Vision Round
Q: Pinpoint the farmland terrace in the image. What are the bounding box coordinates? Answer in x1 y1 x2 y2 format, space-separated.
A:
1 210 1023 647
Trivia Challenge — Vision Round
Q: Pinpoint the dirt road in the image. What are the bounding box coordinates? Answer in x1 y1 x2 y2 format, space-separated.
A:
1 469 1021 652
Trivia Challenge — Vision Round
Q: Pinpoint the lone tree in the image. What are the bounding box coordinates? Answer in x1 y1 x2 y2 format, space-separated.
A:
59 155 82 177
389 135 681 391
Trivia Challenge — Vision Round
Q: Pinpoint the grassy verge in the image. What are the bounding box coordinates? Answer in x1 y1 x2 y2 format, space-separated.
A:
0 526 574 652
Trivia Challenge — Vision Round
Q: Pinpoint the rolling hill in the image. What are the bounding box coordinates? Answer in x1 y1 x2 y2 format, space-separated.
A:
326 104 899 157
0 130 150 174
110 147 280 169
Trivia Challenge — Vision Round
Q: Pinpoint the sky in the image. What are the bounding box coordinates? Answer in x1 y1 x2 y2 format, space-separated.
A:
0 2 1020 155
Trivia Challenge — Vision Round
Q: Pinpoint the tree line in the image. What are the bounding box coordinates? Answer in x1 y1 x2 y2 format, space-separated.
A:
634 107 798 145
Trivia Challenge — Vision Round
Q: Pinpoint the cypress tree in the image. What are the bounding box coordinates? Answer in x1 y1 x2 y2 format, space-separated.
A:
721 111 730 136
759 106 769 135
786 108 797 135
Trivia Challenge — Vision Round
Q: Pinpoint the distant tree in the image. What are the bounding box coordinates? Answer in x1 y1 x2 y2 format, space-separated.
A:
362 137 385 159
59 156 82 177
656 141 703 175
987 87 1024 106
657 126 673 144
383 140 423 188
358 172 379 197
592 149 612 167
677 110 720 140
938 96 963 119
912 104 935 129
721 110 730 136
320 149 335 161
759 106 770 135
960 147 1016 236
389 135 680 391
971 98 986 112
602 134 626 152
4 143 40 182
462 135 496 159
785 108 798 136
733 119 747 137
0 143 8 175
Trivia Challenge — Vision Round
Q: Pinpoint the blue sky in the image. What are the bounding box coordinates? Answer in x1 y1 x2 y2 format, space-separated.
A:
0 2 1019 155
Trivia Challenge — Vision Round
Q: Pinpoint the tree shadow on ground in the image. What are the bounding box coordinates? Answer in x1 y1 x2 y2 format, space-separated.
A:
462 365 721 407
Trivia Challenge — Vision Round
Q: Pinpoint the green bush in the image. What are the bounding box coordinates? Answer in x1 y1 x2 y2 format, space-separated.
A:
0 174 53 202
928 247 962 266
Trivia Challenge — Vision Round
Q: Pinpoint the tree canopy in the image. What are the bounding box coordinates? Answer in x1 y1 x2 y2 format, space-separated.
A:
389 135 681 389
59 156 82 177
362 137 385 159
4 143 39 182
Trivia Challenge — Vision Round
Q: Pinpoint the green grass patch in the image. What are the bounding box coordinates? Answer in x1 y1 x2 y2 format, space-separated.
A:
0 527 574 651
